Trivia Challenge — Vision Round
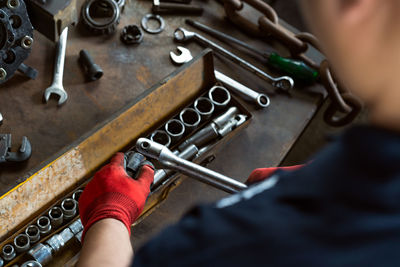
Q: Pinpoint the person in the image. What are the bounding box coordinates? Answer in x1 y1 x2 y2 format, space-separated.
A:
77 0 400 266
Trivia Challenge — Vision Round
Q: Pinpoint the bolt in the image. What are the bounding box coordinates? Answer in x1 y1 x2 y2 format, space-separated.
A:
79 50 103 81
21 36 33 49
0 68 7 80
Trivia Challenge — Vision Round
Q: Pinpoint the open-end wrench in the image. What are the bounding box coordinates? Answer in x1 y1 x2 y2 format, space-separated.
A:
170 46 270 108
136 138 248 194
173 28 294 91
44 27 68 105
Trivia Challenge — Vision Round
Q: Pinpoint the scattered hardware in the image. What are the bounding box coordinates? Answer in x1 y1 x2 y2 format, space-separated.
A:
170 46 270 108
141 14 165 34
174 27 294 91
185 19 319 84
0 0 35 84
79 49 103 81
137 138 248 194
121 25 143 44
0 134 32 164
44 27 68 106
152 0 203 15
81 0 121 35
25 0 78 42
223 0 362 126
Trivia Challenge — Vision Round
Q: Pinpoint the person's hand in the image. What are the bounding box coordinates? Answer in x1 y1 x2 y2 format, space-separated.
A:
246 165 303 185
79 153 154 241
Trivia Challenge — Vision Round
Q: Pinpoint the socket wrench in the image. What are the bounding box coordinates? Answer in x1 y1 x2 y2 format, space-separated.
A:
173 28 294 91
136 138 247 194
170 46 270 108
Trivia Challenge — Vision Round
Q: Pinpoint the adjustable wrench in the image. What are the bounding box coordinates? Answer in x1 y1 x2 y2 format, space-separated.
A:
170 46 270 109
173 28 294 91
136 138 248 194
44 27 68 105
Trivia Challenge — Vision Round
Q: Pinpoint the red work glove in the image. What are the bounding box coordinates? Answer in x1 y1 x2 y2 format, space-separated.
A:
79 153 154 241
246 165 304 185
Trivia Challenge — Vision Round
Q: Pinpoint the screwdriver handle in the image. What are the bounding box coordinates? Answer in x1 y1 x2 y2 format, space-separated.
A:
267 53 319 84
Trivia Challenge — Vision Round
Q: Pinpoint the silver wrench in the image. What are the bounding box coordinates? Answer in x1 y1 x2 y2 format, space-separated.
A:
173 28 294 91
137 138 248 194
170 46 270 108
44 27 68 105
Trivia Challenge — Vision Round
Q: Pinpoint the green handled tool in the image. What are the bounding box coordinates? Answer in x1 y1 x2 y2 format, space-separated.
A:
185 19 319 84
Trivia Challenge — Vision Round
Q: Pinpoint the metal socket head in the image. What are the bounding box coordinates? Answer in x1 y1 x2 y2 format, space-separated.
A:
49 207 64 228
72 189 83 202
61 198 77 220
150 130 171 147
28 243 52 266
21 260 43 267
69 219 84 235
36 216 52 235
46 228 73 253
2 244 16 261
165 119 185 143
194 97 214 120
179 108 201 132
25 225 40 244
209 86 231 108
14 234 30 253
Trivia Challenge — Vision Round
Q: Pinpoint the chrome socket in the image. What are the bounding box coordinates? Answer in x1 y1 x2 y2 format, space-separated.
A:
165 119 185 143
150 130 172 147
179 108 201 133
2 244 16 261
21 260 43 267
28 243 52 266
72 189 83 202
36 216 52 236
194 97 214 120
61 198 77 221
46 228 73 253
208 86 231 109
69 219 84 235
25 225 40 244
14 234 31 253
48 207 64 228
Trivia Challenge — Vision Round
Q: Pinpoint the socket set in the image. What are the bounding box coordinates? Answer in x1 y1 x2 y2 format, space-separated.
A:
0 189 84 267
128 83 252 193
0 84 252 267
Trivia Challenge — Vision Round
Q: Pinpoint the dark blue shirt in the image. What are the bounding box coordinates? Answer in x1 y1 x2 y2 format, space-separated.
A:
133 125 400 266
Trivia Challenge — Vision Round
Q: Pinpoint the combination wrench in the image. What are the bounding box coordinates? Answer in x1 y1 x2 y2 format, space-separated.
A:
173 27 294 91
136 138 248 194
44 27 68 105
170 46 270 109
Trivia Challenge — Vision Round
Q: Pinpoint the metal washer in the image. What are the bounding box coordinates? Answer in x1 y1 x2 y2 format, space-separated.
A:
141 14 165 34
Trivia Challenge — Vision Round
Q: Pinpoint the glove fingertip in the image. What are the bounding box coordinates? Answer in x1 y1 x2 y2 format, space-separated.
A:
110 153 125 166
137 165 155 187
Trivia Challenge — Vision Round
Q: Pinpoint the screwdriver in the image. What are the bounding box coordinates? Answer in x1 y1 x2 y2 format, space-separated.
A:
185 19 319 84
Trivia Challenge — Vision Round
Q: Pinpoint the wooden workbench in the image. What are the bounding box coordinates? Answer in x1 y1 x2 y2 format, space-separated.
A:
0 0 325 249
